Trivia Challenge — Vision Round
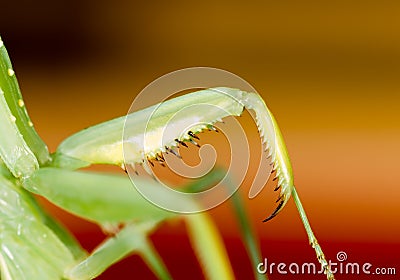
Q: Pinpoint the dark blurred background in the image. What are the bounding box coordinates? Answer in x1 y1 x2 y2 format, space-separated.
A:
1 1 399 279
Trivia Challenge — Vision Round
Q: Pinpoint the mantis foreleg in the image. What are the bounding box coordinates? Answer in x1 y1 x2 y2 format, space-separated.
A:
52 87 334 279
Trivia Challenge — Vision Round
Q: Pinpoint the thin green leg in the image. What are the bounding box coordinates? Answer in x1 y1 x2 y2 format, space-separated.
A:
185 213 235 280
292 187 335 280
66 221 171 280
139 239 172 280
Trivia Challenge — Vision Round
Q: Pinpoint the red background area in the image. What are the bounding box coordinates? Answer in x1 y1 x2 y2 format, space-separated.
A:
1 1 399 279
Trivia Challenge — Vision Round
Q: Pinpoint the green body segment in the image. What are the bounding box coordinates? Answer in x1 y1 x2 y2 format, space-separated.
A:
54 87 245 169
0 37 50 165
23 168 181 224
0 88 38 178
0 174 75 280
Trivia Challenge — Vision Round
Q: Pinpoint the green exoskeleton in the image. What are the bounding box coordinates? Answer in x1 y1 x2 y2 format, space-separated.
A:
0 36 334 280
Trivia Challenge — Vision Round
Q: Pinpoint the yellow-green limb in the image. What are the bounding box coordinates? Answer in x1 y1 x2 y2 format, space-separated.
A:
139 238 173 280
219 172 267 280
185 213 235 280
230 193 267 280
66 222 172 280
292 187 335 280
183 167 266 279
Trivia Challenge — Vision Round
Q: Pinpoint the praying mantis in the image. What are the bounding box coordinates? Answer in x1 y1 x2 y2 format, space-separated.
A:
0 36 334 279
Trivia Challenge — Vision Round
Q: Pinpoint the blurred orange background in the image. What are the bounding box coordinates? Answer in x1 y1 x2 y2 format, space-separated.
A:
1 1 399 279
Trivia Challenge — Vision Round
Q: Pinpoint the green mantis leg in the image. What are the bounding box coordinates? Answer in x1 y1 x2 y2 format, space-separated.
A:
66 222 172 280
292 188 334 280
185 213 235 280
185 169 267 280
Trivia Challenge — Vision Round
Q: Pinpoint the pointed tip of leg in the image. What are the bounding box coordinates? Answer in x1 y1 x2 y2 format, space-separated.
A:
262 200 284 222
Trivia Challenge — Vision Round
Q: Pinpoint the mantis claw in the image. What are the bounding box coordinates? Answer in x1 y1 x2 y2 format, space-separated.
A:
263 200 285 222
